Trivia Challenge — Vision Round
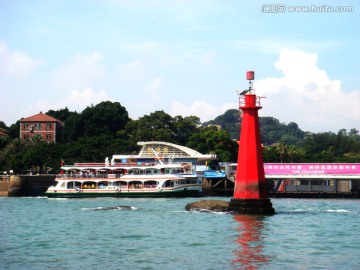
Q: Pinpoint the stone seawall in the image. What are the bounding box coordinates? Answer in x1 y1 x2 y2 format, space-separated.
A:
8 175 56 197
0 180 9 196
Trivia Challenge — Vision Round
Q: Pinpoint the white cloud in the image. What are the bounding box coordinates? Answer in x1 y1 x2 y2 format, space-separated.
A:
170 100 236 122
0 41 38 77
145 77 162 92
68 88 109 109
255 48 360 132
53 52 104 89
34 87 110 114
122 41 163 54
116 60 148 80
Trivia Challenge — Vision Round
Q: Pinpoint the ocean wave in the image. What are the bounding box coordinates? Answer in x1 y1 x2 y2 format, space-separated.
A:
81 205 137 211
325 209 352 213
187 208 230 214
277 208 353 215
22 196 48 199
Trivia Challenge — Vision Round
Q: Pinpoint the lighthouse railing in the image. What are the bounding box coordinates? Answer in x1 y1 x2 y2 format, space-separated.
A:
239 95 265 107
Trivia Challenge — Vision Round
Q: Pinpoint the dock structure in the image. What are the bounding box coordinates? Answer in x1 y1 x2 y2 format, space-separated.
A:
204 163 360 198
0 175 10 197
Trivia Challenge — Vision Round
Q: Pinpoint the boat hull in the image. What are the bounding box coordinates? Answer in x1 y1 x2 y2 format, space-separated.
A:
46 188 202 198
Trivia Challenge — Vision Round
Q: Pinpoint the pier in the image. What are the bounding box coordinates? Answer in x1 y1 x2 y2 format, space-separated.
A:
202 162 360 198
0 175 56 197
0 175 10 196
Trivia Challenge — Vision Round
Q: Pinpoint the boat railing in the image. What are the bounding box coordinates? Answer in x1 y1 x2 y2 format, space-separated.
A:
69 162 179 167
58 173 124 179
58 170 188 179
57 171 166 179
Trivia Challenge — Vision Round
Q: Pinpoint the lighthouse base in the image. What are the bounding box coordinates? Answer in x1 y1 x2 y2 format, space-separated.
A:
228 198 275 215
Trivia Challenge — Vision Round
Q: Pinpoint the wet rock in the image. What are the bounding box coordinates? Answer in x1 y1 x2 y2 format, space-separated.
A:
185 199 229 212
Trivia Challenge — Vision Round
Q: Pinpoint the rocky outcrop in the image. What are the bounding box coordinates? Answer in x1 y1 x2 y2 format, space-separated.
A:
185 199 276 215
185 199 229 212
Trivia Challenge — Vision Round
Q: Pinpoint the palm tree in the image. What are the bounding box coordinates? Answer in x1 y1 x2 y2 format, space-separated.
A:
276 142 287 163
287 145 298 163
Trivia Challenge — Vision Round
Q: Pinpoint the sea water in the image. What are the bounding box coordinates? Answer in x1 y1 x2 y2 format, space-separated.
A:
1 197 359 270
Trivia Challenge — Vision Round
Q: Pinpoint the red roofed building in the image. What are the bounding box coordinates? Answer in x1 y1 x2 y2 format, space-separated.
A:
19 112 64 143
0 130 8 138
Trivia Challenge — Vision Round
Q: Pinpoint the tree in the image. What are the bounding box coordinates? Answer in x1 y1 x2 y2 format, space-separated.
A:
63 135 117 163
287 145 298 163
187 126 238 162
173 115 200 145
82 101 129 137
348 128 360 140
0 138 24 172
263 146 279 162
63 113 84 142
0 135 9 149
0 121 8 130
62 101 129 141
28 134 44 145
46 107 76 122
204 109 241 139
119 111 175 143
7 121 20 139
276 142 287 163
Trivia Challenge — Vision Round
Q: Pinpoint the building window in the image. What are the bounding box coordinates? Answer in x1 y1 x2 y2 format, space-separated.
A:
46 123 52 130
24 123 29 130
34 123 42 130
46 134 52 141
24 134 29 140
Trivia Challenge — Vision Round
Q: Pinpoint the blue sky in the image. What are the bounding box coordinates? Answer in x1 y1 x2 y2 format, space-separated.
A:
1 0 359 132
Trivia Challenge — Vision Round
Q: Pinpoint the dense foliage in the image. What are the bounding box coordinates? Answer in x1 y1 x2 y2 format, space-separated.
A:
0 104 359 174
204 109 306 145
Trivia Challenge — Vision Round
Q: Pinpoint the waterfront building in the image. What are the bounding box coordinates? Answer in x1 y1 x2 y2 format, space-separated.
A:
0 130 8 138
19 112 64 143
219 162 360 197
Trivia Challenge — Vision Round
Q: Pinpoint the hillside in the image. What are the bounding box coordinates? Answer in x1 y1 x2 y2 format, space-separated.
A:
0 103 359 174
204 109 306 146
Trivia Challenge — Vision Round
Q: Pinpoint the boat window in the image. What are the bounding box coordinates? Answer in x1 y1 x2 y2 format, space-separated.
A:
98 181 108 189
67 182 74 189
61 182 66 188
129 181 142 189
143 180 158 188
114 181 127 188
113 181 120 187
83 181 97 189
163 180 174 188
74 181 81 188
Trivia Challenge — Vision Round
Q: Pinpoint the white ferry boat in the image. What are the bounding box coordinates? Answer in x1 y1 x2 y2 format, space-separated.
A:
46 141 216 198
46 163 203 198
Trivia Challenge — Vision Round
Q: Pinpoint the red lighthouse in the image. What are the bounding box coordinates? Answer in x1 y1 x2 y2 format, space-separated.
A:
228 71 275 215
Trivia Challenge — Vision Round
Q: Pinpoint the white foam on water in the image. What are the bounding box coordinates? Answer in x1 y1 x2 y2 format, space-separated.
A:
325 209 351 213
